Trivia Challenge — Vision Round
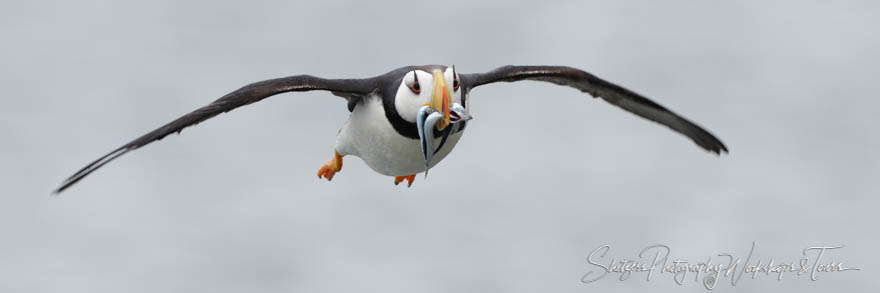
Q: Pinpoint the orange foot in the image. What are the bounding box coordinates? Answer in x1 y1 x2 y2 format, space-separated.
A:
393 174 416 187
317 151 343 181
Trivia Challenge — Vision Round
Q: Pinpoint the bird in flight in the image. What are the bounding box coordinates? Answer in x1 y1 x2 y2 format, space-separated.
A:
55 65 728 193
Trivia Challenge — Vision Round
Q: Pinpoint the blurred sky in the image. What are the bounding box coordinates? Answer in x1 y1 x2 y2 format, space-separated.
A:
2 0 878 292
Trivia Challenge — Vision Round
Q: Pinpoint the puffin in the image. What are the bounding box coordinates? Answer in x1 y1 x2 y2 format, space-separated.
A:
54 65 728 193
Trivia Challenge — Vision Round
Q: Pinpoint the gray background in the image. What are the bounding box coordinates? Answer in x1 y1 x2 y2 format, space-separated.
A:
3 0 878 292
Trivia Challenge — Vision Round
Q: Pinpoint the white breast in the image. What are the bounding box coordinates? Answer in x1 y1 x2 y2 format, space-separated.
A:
334 95 464 176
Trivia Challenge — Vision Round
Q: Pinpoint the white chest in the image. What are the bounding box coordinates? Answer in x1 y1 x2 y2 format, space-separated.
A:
334 95 464 176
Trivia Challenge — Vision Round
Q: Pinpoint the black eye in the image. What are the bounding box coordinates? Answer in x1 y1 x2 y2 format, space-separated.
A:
452 66 460 91
409 82 421 94
409 71 421 94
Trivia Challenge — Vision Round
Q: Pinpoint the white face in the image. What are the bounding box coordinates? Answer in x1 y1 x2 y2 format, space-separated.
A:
394 67 464 123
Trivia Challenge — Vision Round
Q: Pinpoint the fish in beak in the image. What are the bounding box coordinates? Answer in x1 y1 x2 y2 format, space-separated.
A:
449 103 472 123
416 71 472 176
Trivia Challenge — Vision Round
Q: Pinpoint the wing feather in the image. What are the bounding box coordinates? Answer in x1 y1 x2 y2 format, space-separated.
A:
460 65 728 154
54 75 376 193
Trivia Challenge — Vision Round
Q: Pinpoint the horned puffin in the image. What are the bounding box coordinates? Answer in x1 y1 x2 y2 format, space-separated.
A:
55 65 727 193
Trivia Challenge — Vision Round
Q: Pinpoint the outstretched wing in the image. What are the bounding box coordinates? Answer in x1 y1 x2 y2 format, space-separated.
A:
55 75 377 193
460 65 728 154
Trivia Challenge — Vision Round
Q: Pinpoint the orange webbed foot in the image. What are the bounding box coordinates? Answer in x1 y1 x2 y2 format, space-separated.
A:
393 174 416 187
317 151 343 181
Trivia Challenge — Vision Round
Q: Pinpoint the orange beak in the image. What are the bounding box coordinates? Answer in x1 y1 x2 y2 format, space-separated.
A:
429 71 451 130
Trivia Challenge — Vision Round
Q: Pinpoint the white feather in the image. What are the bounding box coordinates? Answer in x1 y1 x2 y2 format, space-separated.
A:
335 94 463 176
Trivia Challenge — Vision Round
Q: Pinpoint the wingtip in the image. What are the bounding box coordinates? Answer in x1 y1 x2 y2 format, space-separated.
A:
52 182 70 195
697 134 728 156
718 143 730 155
710 145 729 156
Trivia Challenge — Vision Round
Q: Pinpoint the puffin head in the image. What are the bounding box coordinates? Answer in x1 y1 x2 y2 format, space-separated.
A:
393 65 472 173
394 66 470 126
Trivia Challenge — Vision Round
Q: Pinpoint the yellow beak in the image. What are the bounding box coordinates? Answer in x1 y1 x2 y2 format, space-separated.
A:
428 71 451 130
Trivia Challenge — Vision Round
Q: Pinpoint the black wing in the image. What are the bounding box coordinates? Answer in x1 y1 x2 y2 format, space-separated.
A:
460 65 728 154
55 75 377 193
